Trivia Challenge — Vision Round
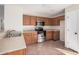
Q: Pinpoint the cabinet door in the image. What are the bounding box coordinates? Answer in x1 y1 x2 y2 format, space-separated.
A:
23 33 32 45
23 15 31 25
45 18 49 25
45 18 53 26
52 19 56 25
55 17 60 25
31 16 37 25
57 19 60 25
53 31 60 41
46 31 53 40
48 18 53 26
31 32 38 44
51 18 60 26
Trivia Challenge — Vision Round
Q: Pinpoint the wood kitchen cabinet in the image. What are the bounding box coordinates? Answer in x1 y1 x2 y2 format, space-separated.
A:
23 32 37 45
44 18 49 25
46 31 53 40
46 31 60 41
31 16 37 25
48 19 53 26
23 15 31 25
51 16 64 26
23 32 32 45
23 15 64 26
44 18 52 26
31 32 38 43
52 31 60 41
57 16 65 21
51 18 60 26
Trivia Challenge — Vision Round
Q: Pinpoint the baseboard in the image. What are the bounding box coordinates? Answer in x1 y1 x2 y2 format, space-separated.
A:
3 48 27 55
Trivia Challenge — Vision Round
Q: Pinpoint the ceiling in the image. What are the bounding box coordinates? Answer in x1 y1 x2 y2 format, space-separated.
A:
22 4 71 18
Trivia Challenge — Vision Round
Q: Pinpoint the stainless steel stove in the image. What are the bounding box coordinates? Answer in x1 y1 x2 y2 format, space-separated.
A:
35 20 45 43
37 31 45 43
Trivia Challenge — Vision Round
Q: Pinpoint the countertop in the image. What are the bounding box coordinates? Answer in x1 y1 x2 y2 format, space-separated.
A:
23 26 60 33
0 35 26 54
23 29 60 33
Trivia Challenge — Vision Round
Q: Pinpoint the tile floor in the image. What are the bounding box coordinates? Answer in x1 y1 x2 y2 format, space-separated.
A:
27 40 78 55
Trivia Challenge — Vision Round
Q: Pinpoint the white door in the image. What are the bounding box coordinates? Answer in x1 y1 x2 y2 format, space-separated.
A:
65 11 78 52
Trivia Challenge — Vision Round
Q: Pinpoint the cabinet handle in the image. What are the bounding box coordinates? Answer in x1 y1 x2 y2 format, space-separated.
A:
75 32 77 34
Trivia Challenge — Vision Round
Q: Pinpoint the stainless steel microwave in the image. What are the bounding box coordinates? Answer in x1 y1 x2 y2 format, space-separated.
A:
36 21 44 26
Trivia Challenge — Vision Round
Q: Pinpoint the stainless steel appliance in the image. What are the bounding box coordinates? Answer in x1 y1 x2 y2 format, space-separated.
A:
36 20 44 26
38 31 45 42
35 20 45 43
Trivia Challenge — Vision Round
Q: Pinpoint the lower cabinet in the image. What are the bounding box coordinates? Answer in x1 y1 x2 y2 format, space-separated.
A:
31 32 38 44
3 48 27 55
46 31 53 40
46 31 60 41
23 31 60 45
52 31 60 41
23 32 32 45
23 32 37 45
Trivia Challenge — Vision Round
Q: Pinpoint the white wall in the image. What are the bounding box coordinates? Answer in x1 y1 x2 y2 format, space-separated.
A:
60 20 65 41
4 5 23 32
0 5 26 54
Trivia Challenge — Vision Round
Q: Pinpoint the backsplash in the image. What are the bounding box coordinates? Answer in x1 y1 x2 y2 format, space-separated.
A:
43 26 60 30
23 26 35 31
23 25 61 31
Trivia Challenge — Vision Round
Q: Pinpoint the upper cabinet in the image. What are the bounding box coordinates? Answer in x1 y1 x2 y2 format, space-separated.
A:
23 15 64 26
51 16 64 26
51 18 60 26
23 15 31 25
44 18 50 26
31 16 37 25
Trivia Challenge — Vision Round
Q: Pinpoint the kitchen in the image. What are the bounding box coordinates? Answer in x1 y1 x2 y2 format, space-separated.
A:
23 15 64 45
0 4 79 55
23 15 66 55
